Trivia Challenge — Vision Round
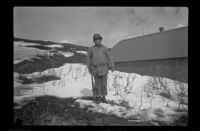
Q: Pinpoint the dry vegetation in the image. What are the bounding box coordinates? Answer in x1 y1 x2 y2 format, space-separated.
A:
14 52 86 74
14 38 188 126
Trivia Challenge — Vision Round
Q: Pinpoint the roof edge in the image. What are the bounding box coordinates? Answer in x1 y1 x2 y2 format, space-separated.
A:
115 26 188 46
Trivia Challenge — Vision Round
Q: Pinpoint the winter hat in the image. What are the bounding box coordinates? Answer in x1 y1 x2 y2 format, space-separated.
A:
93 34 102 41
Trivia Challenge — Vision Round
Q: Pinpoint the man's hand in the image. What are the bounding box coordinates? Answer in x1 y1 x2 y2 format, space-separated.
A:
89 69 92 74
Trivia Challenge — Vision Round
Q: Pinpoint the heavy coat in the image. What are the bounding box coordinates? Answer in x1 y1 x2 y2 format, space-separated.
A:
87 44 114 76
87 44 114 97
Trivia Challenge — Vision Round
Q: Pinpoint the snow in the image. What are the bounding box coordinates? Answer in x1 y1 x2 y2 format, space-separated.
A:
45 44 63 48
14 58 32 64
75 99 128 117
14 63 91 101
63 52 74 57
14 42 48 60
14 59 25 64
74 98 178 122
14 41 40 46
14 41 63 48
14 62 188 124
76 51 87 54
14 72 22 87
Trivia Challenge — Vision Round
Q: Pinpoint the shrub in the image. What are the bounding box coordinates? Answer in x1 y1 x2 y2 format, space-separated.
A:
119 100 131 109
18 75 35 84
25 45 51 50
159 91 173 100
14 53 87 74
35 75 60 84
154 108 165 118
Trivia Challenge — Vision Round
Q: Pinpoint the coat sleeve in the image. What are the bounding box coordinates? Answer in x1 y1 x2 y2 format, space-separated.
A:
87 47 92 72
105 47 115 69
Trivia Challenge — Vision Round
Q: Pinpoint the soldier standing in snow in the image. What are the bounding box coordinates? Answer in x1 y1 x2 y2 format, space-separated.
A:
87 34 114 103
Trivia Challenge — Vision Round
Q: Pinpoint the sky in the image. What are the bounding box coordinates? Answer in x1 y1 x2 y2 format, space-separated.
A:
14 7 188 48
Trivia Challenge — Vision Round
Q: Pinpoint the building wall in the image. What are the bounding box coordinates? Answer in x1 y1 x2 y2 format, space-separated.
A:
114 57 188 83
111 27 188 62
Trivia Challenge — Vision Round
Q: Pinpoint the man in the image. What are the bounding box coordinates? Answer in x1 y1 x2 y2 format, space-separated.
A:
87 34 114 103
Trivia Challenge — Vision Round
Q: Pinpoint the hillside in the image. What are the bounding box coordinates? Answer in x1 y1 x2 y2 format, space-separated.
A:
13 39 188 126
14 37 88 52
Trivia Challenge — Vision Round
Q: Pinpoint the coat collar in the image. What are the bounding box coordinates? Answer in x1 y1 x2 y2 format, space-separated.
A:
94 43 103 47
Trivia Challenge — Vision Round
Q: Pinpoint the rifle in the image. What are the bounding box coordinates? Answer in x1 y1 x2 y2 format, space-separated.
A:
90 67 96 100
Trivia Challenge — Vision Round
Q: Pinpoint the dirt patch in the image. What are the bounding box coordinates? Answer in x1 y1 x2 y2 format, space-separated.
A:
13 96 154 126
14 95 188 126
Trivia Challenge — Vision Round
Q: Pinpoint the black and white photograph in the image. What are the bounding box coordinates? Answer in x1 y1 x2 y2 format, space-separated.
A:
13 7 188 126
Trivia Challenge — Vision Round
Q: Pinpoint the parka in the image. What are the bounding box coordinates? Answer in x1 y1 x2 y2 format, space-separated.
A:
87 44 114 76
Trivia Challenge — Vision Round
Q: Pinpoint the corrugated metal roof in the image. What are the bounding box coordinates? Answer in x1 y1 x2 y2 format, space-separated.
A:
111 27 188 62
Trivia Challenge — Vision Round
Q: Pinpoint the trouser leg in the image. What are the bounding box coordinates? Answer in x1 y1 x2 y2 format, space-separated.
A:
101 75 107 96
94 75 101 97
94 74 108 97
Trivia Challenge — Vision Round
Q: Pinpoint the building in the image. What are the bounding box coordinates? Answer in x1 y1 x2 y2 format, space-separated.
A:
111 27 188 83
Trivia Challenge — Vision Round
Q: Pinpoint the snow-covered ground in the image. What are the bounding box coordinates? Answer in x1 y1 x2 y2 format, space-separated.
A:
14 40 188 125
14 41 75 64
14 62 188 125
14 41 48 60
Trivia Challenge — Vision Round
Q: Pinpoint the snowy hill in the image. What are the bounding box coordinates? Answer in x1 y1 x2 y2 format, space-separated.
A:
14 64 188 125
13 39 188 126
14 37 88 51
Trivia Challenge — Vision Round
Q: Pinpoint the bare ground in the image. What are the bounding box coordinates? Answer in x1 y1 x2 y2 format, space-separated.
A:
14 96 187 126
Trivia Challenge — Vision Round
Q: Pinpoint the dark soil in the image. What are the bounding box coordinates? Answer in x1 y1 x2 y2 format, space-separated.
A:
14 95 188 126
13 96 154 126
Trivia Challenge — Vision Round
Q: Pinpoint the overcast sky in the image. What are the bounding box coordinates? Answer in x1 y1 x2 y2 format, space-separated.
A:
14 7 188 48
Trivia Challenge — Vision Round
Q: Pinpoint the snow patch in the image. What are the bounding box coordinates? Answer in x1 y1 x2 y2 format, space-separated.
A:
76 51 87 54
14 63 91 101
45 44 63 48
75 99 128 117
14 62 188 124
14 41 40 46
63 52 74 57
14 58 31 64
14 59 25 64
14 42 48 60
14 72 23 87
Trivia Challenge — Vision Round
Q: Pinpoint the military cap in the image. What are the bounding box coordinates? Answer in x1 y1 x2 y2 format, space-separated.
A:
93 34 102 41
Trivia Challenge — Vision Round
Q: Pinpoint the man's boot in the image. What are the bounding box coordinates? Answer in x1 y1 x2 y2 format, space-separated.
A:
102 96 107 103
94 97 101 104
